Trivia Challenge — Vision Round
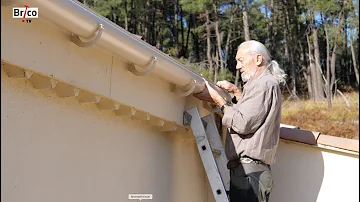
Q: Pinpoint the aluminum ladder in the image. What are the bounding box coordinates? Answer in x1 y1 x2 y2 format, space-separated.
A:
184 107 230 202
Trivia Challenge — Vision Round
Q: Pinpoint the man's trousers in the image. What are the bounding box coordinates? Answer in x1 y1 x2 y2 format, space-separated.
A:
228 161 273 202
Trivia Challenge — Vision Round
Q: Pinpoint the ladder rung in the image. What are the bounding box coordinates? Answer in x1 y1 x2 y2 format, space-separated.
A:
212 148 221 155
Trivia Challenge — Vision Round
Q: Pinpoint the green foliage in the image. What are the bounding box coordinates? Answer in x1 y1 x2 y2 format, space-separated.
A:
218 69 235 82
92 0 124 18
78 0 359 139
175 57 235 82
179 0 212 13
248 2 268 41
166 47 179 57
80 0 359 97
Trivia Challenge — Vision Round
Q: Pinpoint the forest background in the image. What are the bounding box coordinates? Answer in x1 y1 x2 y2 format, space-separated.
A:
78 0 359 139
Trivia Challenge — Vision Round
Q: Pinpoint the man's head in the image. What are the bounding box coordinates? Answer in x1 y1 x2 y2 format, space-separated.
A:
235 40 286 84
235 40 271 82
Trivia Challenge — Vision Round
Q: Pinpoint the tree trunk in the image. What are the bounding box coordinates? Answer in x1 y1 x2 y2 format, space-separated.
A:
330 51 337 98
156 19 161 50
272 0 278 53
324 21 332 107
235 0 250 87
283 0 289 74
131 0 137 34
151 1 156 46
264 0 275 56
330 0 346 101
241 0 250 41
180 6 185 54
214 51 219 82
284 25 289 71
213 4 224 75
124 0 128 30
265 2 269 45
112 8 118 24
205 10 213 80
214 21 223 73
191 12 200 61
144 1 149 42
191 31 200 62
288 1 297 97
269 0 275 55
312 25 325 101
344 13 350 85
224 3 235 68
282 0 297 98
183 14 192 58
350 34 359 85
299 38 312 98
173 0 178 50
302 65 313 99
307 33 316 101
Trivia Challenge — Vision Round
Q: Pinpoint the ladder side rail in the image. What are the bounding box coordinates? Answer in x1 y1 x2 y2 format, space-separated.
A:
184 108 229 202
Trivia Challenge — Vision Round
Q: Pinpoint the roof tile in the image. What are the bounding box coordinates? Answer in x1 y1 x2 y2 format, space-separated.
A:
280 127 320 145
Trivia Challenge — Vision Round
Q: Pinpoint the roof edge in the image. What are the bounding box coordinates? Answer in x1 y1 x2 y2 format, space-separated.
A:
8 0 231 102
280 126 359 153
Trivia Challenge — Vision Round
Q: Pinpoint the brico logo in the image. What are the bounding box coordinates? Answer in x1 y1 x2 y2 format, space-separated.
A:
12 5 38 23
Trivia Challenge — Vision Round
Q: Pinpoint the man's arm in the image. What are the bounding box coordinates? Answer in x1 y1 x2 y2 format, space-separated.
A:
222 85 276 135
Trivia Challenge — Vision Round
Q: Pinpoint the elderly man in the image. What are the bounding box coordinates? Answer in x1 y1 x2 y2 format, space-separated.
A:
202 40 286 202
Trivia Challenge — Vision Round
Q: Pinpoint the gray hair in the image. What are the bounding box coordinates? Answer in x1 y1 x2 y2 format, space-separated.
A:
238 40 287 84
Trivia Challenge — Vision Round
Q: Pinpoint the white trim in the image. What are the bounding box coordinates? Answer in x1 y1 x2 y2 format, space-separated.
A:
280 139 359 156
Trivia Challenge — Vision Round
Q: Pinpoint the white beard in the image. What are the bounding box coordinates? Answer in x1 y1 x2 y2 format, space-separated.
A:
241 68 258 83
241 72 250 82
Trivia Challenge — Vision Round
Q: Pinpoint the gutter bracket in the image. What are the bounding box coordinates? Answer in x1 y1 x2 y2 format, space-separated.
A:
172 79 197 97
128 56 157 76
71 23 104 48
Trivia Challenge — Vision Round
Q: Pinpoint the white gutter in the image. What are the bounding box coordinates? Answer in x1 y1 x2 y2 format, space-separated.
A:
4 0 231 101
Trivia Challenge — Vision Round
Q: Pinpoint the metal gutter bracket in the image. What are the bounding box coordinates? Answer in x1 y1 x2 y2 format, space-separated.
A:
71 23 104 48
128 56 157 76
172 79 197 97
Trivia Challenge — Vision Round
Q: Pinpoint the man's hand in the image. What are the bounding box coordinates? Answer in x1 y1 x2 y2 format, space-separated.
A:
216 80 238 93
216 80 242 100
203 79 227 107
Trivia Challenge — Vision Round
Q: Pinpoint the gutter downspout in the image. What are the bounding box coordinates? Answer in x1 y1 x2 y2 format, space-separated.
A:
4 0 232 102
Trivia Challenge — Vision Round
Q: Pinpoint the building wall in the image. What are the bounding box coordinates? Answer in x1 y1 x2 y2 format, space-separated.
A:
270 140 359 202
1 73 216 202
3 70 358 202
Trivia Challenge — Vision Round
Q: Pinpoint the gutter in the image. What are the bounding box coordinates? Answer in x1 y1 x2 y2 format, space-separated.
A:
4 0 232 102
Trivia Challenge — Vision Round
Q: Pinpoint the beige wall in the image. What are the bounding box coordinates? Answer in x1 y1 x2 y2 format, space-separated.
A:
270 140 359 202
3 72 358 202
1 73 215 202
